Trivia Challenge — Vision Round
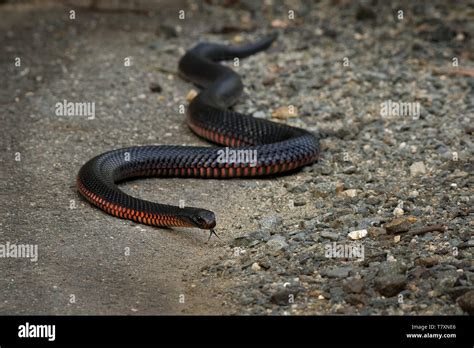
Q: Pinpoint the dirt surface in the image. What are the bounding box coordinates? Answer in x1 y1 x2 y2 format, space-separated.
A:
1 0 231 315
1 1 473 315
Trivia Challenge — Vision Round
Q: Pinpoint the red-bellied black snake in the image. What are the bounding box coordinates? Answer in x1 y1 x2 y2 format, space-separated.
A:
76 33 320 239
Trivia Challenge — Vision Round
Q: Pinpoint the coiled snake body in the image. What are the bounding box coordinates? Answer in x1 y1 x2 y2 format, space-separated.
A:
77 34 320 237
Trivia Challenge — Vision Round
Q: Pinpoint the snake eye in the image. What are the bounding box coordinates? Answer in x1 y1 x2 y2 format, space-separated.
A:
194 215 206 226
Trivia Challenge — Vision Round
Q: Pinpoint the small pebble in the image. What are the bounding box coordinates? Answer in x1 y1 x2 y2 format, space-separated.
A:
341 189 358 198
272 106 298 119
348 229 368 240
271 19 289 29
322 266 352 278
456 290 474 315
374 275 406 297
186 89 198 101
343 278 365 294
251 262 262 272
410 162 426 176
270 288 298 305
393 207 404 217
266 235 288 252
252 110 266 119
320 231 339 241
260 215 283 232
384 217 416 234
414 257 439 267
368 227 386 238
149 82 162 93
342 166 357 174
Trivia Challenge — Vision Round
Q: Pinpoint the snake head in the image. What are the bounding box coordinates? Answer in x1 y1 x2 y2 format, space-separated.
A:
185 208 216 230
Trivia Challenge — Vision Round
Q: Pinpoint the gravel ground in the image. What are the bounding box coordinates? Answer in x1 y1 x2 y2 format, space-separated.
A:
1 0 473 315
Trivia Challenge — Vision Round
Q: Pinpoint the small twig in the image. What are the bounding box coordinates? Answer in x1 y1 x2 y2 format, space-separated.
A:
404 224 447 238
432 67 474 77
449 68 474 77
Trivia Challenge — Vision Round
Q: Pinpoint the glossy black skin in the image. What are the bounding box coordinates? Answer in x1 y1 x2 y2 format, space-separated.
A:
77 33 320 230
